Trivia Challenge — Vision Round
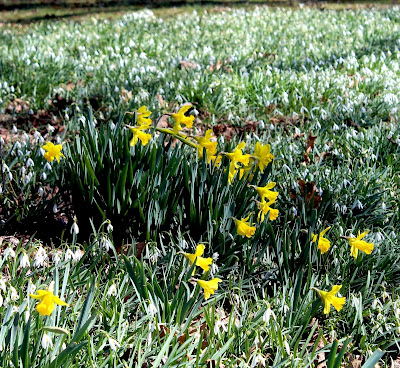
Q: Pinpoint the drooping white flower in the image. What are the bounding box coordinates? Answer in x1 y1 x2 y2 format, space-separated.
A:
20 252 30 268
34 246 47 267
108 337 121 351
107 284 118 296
3 247 16 260
70 222 79 235
42 333 53 349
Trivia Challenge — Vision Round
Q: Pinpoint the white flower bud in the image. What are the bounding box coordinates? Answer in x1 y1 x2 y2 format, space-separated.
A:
53 204 58 213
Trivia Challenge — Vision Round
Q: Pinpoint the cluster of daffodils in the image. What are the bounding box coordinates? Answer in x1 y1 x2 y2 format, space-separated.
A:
311 227 374 314
182 244 221 300
232 182 279 238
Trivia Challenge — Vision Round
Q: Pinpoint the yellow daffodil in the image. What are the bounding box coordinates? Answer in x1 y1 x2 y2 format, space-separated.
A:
312 285 346 314
346 230 374 259
224 142 251 168
129 126 152 146
233 213 256 238
29 290 69 316
193 130 218 162
137 105 152 127
42 142 65 163
257 199 279 222
252 142 274 173
172 105 195 134
249 182 279 202
184 244 213 272
311 227 331 254
197 278 222 299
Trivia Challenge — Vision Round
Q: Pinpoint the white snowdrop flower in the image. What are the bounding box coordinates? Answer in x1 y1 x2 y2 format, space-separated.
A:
375 232 384 242
210 262 219 276
108 337 121 351
34 247 47 267
3 247 16 259
11 305 19 314
8 171 13 181
114 86 119 93
17 150 24 157
27 281 35 295
74 249 84 261
106 222 113 233
283 304 290 316
107 284 118 297
259 120 265 129
47 124 55 133
64 249 75 261
38 187 44 196
21 167 26 176
332 123 340 131
382 290 390 300
20 252 30 268
12 125 18 134
179 239 188 250
38 148 45 157
56 137 61 144
53 204 58 213
109 122 116 130
41 172 47 181
0 293 3 307
291 207 298 216
53 251 62 265
254 354 266 367
262 305 276 324
26 158 34 167
42 333 53 349
214 318 228 335
341 205 347 214
382 202 386 211
70 222 79 235
295 127 301 135
24 310 30 323
148 247 161 263
148 301 157 317
44 163 52 171
100 236 112 251
10 286 18 301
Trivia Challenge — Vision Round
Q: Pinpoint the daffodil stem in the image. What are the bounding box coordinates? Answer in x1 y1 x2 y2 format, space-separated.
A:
155 127 198 149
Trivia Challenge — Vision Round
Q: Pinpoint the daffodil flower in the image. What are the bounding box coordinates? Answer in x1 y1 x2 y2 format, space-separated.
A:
129 126 152 146
252 142 274 173
172 105 195 134
346 230 374 259
137 105 152 126
223 142 251 168
312 285 346 314
197 278 222 299
311 227 331 254
233 213 256 238
184 244 213 272
249 182 279 202
42 142 65 163
257 199 279 222
29 289 69 316
193 129 218 163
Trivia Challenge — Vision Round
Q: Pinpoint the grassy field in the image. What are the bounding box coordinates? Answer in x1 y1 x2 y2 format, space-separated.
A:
0 3 400 367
